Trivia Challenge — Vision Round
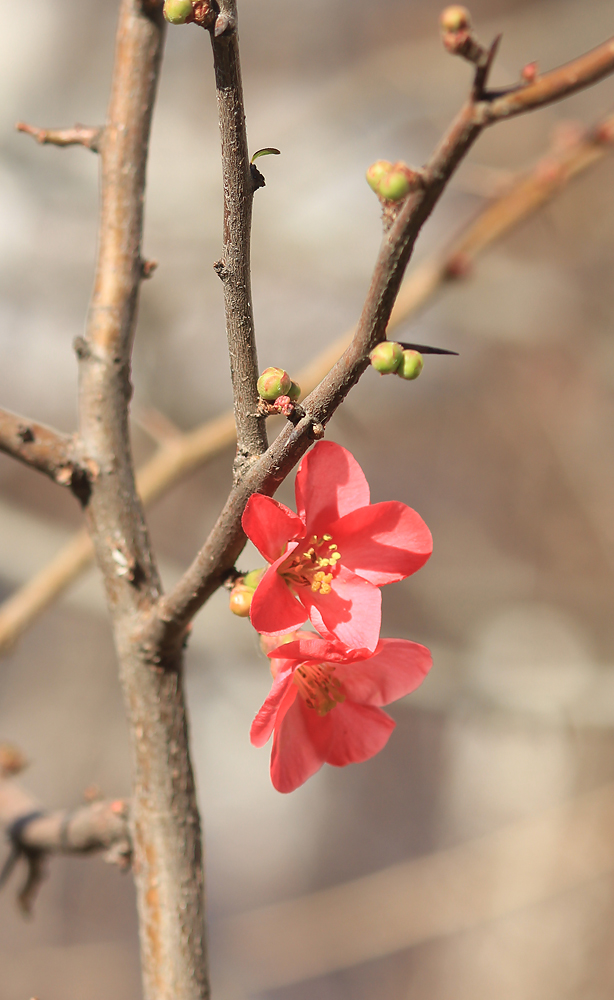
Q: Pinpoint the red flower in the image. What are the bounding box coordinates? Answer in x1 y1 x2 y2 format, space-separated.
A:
242 441 432 652
251 632 432 792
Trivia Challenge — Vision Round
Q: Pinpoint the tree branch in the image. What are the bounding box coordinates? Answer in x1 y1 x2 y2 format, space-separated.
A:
481 37 614 122
16 121 102 152
0 747 129 915
1 109 613 655
74 1 208 997
209 2 268 470
0 408 86 492
152 33 614 640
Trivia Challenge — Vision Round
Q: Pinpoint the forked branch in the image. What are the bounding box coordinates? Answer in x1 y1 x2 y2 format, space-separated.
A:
152 29 614 640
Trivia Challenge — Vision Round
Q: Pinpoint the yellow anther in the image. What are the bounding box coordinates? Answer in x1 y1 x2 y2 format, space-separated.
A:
323 534 333 541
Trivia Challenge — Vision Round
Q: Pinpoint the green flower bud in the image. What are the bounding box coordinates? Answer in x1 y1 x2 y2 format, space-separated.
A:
366 160 392 194
243 569 264 591
370 341 403 374
439 5 471 32
378 163 415 202
229 584 253 617
257 367 292 401
288 381 301 402
398 350 424 380
164 0 193 23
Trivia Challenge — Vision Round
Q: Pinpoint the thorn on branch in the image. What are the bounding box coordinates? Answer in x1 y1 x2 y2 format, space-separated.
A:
16 121 102 153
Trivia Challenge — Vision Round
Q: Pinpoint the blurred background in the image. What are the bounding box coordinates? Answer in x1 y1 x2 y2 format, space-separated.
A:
2 0 614 997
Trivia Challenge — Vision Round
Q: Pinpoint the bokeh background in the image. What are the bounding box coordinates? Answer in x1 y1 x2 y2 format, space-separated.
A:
2 0 614 997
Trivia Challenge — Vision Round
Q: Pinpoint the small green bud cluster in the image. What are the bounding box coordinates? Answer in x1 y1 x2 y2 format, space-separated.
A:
257 367 300 404
366 160 420 203
164 0 193 24
229 569 264 617
369 342 424 381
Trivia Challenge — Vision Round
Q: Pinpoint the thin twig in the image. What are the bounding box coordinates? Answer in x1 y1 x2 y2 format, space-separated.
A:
481 36 614 121
16 121 102 152
210 2 268 471
0 110 612 655
153 35 614 641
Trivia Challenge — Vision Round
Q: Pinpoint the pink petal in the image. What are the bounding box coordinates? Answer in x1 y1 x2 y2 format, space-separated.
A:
270 635 345 665
295 441 370 536
301 566 381 652
249 559 308 635
242 493 305 564
270 694 332 793
250 668 295 747
325 702 396 767
331 501 432 585
335 639 432 706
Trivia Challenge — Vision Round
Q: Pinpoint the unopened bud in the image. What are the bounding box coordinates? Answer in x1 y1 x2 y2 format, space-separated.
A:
366 160 392 194
398 350 424 380
370 341 403 374
521 61 538 84
288 380 301 402
257 367 292 401
440 5 471 32
274 395 294 416
378 163 418 202
164 0 193 23
594 119 614 145
243 569 264 591
229 584 254 617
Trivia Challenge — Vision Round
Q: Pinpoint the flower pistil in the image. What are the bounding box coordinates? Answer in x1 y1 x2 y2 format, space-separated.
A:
293 662 345 716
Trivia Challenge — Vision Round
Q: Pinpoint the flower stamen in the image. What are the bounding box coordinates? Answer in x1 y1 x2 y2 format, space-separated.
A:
281 534 341 595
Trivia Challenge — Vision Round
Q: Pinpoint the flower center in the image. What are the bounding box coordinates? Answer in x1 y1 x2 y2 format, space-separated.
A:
281 534 341 594
293 662 345 716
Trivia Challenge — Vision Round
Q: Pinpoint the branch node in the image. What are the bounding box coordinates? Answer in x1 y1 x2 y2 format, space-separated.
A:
250 162 266 192
213 9 235 36
140 258 159 279
213 258 229 281
17 425 35 444
73 335 91 361
310 422 325 440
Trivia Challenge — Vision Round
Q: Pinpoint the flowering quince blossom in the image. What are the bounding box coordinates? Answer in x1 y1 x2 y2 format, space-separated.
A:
251 632 432 792
242 441 432 652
